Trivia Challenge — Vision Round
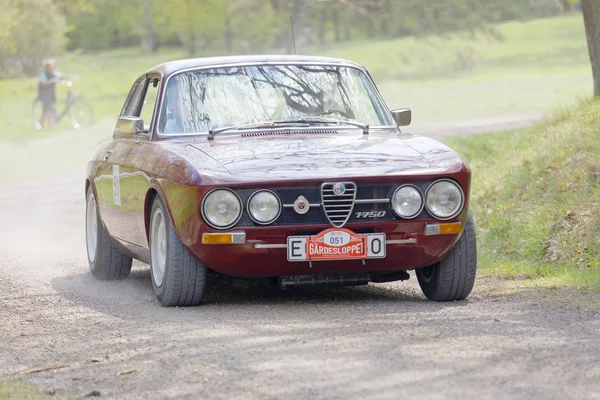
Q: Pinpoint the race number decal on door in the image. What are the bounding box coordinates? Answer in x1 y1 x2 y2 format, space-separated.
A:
113 165 121 205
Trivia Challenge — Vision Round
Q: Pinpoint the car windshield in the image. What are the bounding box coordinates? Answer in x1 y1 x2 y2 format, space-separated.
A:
158 64 394 135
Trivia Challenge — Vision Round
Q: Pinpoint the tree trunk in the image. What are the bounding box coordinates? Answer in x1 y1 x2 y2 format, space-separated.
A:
381 0 391 36
188 30 196 57
317 8 326 46
332 5 340 42
559 0 572 11
342 6 350 41
290 0 302 53
141 0 158 52
224 14 232 55
582 0 600 97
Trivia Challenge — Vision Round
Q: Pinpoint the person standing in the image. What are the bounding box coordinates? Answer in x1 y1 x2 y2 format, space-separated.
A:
37 58 62 130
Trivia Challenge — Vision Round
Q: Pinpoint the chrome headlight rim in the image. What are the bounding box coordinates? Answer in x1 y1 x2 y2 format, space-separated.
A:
201 188 243 230
425 179 465 221
391 184 424 219
246 189 282 226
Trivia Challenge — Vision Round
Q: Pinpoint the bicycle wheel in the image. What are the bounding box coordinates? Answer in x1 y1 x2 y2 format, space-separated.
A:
68 97 94 129
32 98 44 131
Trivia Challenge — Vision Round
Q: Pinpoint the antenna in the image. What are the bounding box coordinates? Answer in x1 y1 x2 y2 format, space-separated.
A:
290 15 297 54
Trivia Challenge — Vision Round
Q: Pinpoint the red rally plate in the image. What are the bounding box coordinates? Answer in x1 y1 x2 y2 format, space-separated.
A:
287 228 386 262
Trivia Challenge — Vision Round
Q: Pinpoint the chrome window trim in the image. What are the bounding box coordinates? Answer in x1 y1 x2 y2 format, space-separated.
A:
143 73 163 138
200 188 243 230
246 189 283 226
390 184 424 220
154 61 397 139
424 179 465 221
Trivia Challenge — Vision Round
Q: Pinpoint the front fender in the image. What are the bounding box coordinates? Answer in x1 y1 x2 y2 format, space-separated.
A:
144 179 204 247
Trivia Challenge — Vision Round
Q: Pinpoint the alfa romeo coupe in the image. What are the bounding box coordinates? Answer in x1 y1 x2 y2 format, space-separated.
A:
85 55 476 306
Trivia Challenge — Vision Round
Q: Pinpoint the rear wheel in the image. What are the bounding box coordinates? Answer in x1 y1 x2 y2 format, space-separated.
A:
416 213 477 301
69 97 94 129
150 196 207 306
86 187 132 280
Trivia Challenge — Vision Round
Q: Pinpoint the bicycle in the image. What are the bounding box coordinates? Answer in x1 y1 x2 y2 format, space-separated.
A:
32 77 94 130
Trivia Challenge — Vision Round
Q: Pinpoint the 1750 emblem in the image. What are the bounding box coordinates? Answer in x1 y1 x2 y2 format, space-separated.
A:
355 211 386 218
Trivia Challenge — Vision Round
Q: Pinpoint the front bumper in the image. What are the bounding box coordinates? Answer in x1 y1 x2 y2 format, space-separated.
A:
186 216 466 277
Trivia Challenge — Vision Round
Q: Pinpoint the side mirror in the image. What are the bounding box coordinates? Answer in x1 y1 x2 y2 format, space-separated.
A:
391 108 412 127
116 116 144 138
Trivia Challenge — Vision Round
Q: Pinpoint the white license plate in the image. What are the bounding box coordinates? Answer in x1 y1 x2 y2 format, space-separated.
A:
287 229 386 262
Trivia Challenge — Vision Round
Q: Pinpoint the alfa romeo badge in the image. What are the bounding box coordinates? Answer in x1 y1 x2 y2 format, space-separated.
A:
332 182 346 195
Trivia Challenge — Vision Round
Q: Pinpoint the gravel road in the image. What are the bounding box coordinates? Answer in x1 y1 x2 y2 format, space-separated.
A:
1 118 599 399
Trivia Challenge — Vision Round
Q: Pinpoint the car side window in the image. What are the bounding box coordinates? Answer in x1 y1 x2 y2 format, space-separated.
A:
140 77 160 132
121 78 145 117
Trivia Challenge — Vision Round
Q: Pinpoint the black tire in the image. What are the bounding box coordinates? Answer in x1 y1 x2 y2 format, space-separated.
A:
416 213 477 301
149 196 207 307
69 97 94 129
86 187 132 280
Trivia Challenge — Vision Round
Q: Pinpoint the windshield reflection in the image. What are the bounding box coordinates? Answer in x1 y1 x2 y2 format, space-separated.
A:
159 65 394 134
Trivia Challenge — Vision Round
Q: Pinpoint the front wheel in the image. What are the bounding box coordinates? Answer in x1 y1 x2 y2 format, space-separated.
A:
69 97 94 129
416 213 477 301
150 196 207 306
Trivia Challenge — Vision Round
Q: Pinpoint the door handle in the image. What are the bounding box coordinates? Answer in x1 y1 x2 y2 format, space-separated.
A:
103 150 112 162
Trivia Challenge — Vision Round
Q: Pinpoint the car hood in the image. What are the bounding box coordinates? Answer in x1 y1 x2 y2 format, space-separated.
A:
179 132 464 182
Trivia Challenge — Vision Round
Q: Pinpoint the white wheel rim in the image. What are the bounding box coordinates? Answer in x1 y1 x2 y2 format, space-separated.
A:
86 193 98 263
151 207 167 287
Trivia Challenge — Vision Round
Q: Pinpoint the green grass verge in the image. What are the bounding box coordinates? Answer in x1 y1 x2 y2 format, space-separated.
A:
0 13 592 141
0 379 50 399
445 99 600 291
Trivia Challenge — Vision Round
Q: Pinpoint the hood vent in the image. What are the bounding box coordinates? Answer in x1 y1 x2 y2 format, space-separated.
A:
241 129 338 138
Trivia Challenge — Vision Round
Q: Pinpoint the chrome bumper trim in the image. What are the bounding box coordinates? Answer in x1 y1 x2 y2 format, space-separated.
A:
254 243 288 249
254 238 416 249
386 238 417 244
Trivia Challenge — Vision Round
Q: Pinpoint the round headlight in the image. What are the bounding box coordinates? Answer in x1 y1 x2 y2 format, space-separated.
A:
425 180 464 220
247 190 281 225
391 185 423 219
201 189 242 229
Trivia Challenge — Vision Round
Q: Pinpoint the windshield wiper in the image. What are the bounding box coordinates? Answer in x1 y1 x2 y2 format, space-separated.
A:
275 116 369 134
208 121 286 140
207 116 369 141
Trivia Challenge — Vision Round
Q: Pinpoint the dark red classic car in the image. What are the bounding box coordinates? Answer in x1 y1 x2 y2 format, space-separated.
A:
85 55 476 306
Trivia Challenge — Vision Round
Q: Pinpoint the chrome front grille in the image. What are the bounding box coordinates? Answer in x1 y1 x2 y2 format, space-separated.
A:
321 182 357 227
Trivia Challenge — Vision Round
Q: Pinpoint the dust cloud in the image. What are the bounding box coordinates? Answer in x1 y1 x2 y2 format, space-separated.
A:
0 118 115 187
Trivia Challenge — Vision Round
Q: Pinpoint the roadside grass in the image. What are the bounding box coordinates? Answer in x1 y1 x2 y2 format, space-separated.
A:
0 13 591 141
0 379 51 399
445 99 600 291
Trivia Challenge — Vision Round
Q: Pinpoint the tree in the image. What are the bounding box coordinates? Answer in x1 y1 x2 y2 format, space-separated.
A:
52 0 95 16
582 0 600 97
0 1 19 74
141 0 159 52
0 0 67 77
